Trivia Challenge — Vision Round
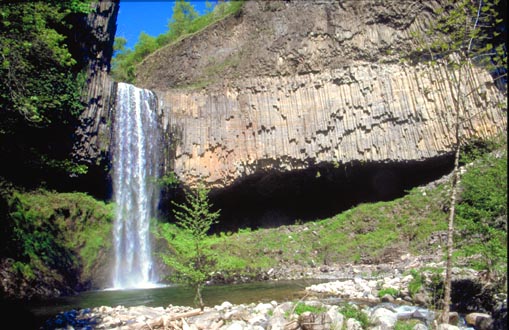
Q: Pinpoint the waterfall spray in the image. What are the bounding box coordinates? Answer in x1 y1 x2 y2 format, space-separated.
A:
111 82 161 289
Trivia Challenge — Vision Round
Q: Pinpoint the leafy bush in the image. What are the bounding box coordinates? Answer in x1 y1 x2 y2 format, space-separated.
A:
377 287 399 298
407 269 424 297
289 302 326 316
339 303 369 329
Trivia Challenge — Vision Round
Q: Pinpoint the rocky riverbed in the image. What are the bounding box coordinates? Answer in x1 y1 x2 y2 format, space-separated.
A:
41 257 507 330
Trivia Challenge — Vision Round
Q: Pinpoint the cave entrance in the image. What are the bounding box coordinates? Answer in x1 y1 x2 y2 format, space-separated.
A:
162 155 455 232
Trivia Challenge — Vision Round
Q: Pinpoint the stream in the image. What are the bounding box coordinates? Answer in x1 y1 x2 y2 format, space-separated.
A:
27 279 327 328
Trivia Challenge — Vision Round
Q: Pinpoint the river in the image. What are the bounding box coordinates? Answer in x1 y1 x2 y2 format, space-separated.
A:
27 279 327 328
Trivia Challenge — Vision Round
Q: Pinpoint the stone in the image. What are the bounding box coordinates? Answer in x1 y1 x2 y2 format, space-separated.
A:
191 310 222 329
436 324 459 330
465 312 492 329
412 324 428 330
267 315 287 330
447 312 459 325
413 292 429 307
346 318 363 330
247 314 268 327
272 302 294 318
156 61 505 190
326 306 344 330
74 0 507 195
298 311 332 330
223 320 248 330
370 307 397 329
254 303 274 314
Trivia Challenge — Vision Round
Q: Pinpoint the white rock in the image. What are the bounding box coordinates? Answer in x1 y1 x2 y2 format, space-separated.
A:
346 318 363 330
413 323 428 330
370 307 397 328
254 303 273 314
247 314 267 326
326 306 344 330
222 320 247 330
216 301 233 311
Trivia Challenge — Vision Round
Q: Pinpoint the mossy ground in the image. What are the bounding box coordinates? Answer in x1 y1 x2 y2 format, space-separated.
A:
157 136 507 285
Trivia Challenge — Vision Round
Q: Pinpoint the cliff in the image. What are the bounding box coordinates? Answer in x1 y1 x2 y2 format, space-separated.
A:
132 0 506 189
72 0 119 198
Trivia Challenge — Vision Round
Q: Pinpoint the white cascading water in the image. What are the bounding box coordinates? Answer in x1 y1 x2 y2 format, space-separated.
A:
111 82 161 289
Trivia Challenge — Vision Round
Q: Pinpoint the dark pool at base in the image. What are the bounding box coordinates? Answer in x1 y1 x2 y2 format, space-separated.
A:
27 279 328 329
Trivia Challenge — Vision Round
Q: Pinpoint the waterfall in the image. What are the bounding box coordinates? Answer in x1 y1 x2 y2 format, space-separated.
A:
111 82 161 289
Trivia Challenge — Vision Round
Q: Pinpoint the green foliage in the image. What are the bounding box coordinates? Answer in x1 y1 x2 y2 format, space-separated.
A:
290 302 326 316
339 303 369 329
455 147 507 277
0 2 88 128
407 269 424 297
159 183 221 310
11 261 36 281
394 320 421 330
168 0 199 37
0 188 114 284
0 1 92 185
377 287 399 298
111 0 245 83
410 0 506 82
157 172 180 188
151 140 505 287
172 184 220 239
426 269 445 309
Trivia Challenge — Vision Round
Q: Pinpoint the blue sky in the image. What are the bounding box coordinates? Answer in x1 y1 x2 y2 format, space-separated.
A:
116 1 214 50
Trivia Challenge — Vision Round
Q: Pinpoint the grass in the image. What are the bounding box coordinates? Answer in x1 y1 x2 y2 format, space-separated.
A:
394 319 422 330
377 287 399 298
291 302 327 316
339 303 370 329
155 135 507 288
1 188 114 283
2 135 505 297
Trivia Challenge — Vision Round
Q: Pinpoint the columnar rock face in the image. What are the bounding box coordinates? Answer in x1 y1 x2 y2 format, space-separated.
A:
158 62 506 188
132 0 507 189
73 0 507 191
72 0 119 184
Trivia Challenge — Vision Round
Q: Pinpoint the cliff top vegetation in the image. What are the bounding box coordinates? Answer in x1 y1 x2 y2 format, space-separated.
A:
111 0 244 83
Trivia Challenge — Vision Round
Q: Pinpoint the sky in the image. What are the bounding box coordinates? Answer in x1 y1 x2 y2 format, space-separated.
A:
115 1 214 50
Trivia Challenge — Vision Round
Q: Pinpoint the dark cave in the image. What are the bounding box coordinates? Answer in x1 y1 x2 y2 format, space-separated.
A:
162 154 455 232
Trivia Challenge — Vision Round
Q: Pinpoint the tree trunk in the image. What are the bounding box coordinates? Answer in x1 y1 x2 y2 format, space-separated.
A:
440 141 461 324
440 53 466 325
196 286 204 311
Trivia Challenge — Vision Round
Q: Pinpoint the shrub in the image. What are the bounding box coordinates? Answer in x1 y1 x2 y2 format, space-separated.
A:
377 287 399 298
292 302 327 316
408 269 423 297
339 303 369 329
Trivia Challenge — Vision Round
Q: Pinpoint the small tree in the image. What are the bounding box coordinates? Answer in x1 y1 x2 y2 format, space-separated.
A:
161 183 220 310
167 0 199 38
409 0 506 324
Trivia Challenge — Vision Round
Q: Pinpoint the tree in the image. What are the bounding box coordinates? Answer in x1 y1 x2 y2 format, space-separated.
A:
409 0 506 324
167 0 198 38
160 183 220 310
0 1 93 185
